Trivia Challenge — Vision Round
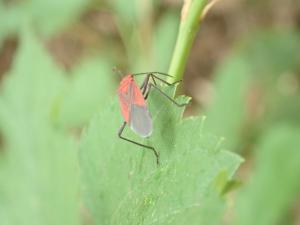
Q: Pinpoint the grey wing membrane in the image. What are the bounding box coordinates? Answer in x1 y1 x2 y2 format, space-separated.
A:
129 104 153 138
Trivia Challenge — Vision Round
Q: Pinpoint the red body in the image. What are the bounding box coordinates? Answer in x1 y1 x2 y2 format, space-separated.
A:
118 74 153 138
117 75 146 122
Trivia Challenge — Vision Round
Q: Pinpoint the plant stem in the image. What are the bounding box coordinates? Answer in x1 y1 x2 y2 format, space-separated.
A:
168 0 208 83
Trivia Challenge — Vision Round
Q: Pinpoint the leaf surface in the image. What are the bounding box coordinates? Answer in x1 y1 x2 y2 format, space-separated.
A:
79 84 242 225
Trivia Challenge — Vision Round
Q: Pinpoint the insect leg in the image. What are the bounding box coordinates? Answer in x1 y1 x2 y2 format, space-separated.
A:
140 74 151 95
150 73 182 86
118 121 160 165
132 72 173 78
144 83 188 107
150 75 157 86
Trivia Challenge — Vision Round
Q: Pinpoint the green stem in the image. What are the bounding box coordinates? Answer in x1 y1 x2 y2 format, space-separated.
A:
168 0 208 83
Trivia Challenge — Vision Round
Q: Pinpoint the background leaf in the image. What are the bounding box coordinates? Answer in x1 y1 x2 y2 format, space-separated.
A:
0 0 89 40
204 31 300 152
235 125 300 225
0 29 79 225
153 11 179 71
58 57 115 128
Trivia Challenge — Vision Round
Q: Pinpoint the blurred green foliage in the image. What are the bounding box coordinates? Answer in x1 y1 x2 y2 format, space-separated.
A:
0 0 299 225
58 57 115 127
0 0 89 39
0 29 79 225
205 31 300 150
235 125 300 225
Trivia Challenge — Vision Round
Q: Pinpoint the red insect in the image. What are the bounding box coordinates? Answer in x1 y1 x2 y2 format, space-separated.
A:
117 72 187 165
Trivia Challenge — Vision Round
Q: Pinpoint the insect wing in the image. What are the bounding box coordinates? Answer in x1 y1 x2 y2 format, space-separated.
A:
129 104 153 138
118 91 130 122
128 81 152 137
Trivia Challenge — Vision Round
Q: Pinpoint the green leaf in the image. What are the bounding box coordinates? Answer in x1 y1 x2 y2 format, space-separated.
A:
79 84 242 225
58 57 116 127
204 31 300 151
235 125 300 225
204 55 251 151
241 31 300 82
0 29 79 225
110 0 138 25
153 11 179 71
0 0 89 39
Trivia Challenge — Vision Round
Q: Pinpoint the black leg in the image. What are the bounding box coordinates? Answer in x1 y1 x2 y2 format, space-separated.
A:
118 122 160 165
150 73 182 86
132 72 173 78
140 74 151 95
144 83 188 107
